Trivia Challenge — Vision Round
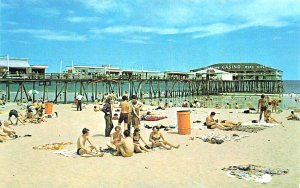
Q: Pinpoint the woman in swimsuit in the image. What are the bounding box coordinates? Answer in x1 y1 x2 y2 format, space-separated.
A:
264 110 282 125
109 126 123 150
149 126 180 150
133 128 150 153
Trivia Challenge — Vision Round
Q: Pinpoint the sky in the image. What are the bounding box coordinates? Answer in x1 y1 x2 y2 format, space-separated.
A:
0 0 300 80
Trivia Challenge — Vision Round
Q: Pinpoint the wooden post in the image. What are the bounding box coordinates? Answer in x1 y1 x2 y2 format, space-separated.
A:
92 82 94 102
43 82 46 102
33 82 36 101
95 82 98 100
157 80 161 98
55 81 58 103
64 82 68 104
6 81 10 101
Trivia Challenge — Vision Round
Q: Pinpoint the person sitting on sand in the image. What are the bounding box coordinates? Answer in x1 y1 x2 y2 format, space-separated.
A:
1 120 17 138
286 111 299 120
0 129 8 142
149 126 180 150
34 106 47 123
113 130 134 157
8 109 24 125
133 128 150 153
25 107 34 121
264 110 282 125
77 128 104 157
204 112 225 130
108 126 123 150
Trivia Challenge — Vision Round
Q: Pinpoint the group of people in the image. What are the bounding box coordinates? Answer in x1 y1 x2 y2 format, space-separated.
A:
77 125 180 157
258 94 282 124
100 94 143 137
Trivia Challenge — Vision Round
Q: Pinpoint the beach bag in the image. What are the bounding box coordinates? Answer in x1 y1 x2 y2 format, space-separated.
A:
243 110 250 114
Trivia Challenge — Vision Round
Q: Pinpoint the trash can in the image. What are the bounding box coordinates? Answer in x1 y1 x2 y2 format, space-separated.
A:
177 110 191 135
45 102 53 114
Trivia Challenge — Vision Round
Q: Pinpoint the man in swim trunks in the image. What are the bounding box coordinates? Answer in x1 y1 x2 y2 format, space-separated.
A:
258 94 268 122
205 112 225 130
77 128 104 157
8 109 24 125
118 96 130 131
113 130 134 157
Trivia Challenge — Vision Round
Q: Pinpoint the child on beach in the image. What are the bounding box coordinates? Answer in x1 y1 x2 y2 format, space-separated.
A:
149 126 180 150
133 128 150 153
77 128 104 157
113 130 134 157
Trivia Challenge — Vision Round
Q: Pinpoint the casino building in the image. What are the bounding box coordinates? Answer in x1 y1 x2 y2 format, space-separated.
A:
190 63 282 81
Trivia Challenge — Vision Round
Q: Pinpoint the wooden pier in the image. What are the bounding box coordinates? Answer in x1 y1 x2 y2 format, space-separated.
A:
0 73 284 103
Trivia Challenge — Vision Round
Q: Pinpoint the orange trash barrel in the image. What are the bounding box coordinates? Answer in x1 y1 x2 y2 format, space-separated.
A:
177 110 191 135
45 102 53 114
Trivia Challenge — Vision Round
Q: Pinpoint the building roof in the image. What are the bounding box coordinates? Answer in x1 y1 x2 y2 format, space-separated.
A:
122 70 160 73
0 57 30 68
190 63 282 72
30 65 49 69
165 71 188 75
66 65 105 69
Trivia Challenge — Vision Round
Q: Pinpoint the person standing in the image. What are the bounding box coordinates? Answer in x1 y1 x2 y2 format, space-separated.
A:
102 98 113 137
258 94 268 122
76 93 84 111
118 96 130 131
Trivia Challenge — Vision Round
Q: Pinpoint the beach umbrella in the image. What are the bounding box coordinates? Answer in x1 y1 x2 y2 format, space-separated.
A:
28 89 39 95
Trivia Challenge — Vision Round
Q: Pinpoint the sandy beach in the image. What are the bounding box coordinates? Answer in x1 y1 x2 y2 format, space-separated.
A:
0 102 299 188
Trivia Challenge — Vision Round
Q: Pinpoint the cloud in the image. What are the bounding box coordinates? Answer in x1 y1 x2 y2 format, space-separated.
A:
9 29 87 41
120 36 151 44
65 16 100 23
77 0 117 13
85 0 300 38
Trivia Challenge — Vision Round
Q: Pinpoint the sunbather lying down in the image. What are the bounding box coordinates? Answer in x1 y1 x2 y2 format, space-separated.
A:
205 112 241 130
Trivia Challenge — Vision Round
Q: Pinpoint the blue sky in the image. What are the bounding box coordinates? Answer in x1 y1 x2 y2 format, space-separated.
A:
0 0 299 79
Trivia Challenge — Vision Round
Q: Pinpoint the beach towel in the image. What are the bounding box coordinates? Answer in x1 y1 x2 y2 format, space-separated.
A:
33 142 73 150
54 149 102 157
241 121 276 127
142 115 167 121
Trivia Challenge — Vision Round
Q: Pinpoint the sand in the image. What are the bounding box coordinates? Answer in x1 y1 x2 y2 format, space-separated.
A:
0 103 299 188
